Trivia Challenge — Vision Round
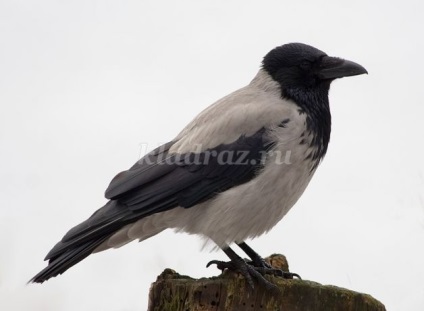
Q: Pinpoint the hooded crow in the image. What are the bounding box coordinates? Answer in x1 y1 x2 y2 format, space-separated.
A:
30 43 367 287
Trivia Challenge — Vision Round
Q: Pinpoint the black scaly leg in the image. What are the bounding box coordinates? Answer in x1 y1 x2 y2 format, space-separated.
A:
206 246 278 291
237 242 301 279
237 242 272 268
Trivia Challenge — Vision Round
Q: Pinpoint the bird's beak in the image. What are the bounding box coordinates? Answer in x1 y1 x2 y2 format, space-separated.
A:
318 56 368 80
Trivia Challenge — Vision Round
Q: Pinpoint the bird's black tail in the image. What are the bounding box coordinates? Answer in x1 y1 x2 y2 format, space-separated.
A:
29 236 109 283
29 200 131 283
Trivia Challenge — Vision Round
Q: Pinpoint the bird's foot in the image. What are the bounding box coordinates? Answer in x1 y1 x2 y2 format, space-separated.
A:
236 242 302 280
252 264 302 279
245 258 301 280
206 258 280 292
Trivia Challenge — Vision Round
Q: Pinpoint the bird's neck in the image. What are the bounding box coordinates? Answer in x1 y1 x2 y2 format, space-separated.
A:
284 86 332 161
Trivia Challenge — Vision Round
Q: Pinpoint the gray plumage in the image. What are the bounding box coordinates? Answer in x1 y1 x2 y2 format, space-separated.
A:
30 43 367 283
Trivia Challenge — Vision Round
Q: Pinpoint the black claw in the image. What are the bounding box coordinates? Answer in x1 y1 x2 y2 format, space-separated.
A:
211 246 299 293
237 242 301 279
246 258 273 269
207 257 283 291
207 258 255 288
286 272 302 280
206 260 215 268
206 260 233 271
252 267 301 279
244 261 302 280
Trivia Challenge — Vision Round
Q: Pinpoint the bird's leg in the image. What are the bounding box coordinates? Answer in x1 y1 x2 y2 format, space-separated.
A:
237 242 301 279
237 242 272 268
206 246 279 291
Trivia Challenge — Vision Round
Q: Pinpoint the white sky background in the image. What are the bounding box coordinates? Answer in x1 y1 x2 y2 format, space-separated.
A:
1 0 423 310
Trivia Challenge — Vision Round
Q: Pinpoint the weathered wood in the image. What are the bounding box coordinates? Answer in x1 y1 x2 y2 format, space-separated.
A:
148 254 385 311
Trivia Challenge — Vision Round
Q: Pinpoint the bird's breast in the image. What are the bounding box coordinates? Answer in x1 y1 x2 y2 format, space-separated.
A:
173 113 320 247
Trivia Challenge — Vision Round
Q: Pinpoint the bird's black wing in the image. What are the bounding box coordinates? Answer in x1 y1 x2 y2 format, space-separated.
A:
106 127 273 211
30 127 274 283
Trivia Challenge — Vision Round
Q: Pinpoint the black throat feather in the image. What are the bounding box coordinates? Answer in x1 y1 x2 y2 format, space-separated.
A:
283 86 332 167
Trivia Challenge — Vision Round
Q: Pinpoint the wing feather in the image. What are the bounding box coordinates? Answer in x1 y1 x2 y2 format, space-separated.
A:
107 128 273 212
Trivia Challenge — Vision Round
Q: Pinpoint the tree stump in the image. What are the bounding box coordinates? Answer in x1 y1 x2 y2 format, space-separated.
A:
148 254 385 311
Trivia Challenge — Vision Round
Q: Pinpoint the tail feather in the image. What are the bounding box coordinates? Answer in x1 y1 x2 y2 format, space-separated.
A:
30 198 173 283
30 201 135 283
29 236 109 283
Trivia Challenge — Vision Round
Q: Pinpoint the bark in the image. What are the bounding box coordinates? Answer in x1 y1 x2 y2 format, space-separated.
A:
148 254 385 311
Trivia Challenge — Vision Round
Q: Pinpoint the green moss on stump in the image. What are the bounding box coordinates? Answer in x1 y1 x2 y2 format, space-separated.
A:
148 267 385 311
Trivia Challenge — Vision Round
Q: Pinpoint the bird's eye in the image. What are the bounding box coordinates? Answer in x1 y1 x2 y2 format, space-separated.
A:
299 60 312 70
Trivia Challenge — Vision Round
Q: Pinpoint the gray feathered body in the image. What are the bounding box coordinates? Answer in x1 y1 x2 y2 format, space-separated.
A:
96 70 324 251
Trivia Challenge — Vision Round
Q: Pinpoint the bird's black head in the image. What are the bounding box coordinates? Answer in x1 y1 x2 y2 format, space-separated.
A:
262 43 367 167
262 43 367 95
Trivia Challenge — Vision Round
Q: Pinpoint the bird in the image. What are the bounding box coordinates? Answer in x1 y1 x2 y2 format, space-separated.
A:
30 43 367 287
